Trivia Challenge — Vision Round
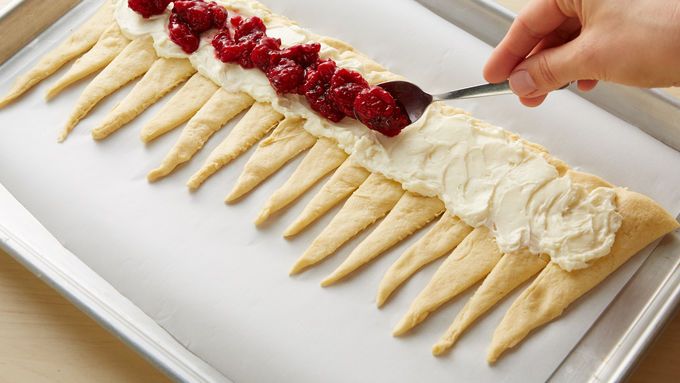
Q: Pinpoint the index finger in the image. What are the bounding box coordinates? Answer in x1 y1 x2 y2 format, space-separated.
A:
483 0 577 83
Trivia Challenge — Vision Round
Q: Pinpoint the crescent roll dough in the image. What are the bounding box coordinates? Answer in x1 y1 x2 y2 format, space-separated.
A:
487 188 679 363
255 137 347 225
92 58 196 140
140 73 219 143
376 214 472 307
393 227 503 336
60 36 157 141
225 117 316 202
290 173 404 275
46 23 130 101
321 192 444 286
188 102 283 190
0 0 115 108
283 159 370 238
147 89 253 181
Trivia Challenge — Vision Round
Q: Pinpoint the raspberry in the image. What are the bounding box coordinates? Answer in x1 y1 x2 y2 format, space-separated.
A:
231 16 267 40
128 0 172 18
303 60 344 122
266 58 305 94
250 37 282 71
172 1 213 33
168 13 200 53
213 31 262 68
213 16 266 68
353 87 411 136
278 43 321 68
172 1 227 33
329 68 369 117
207 3 227 28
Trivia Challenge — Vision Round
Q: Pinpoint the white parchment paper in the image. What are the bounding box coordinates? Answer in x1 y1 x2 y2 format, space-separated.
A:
1 1 680 382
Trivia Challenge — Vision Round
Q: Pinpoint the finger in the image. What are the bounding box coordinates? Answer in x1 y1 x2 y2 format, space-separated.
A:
577 79 598 91
529 18 581 56
508 37 590 97
519 94 547 107
484 0 578 83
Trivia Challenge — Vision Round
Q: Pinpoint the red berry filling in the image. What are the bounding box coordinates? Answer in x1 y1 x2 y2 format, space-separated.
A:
173 1 226 33
128 0 172 18
354 87 411 137
329 68 369 117
267 58 305 94
130 0 411 135
251 37 282 71
303 60 344 122
212 16 267 68
168 13 200 54
277 43 321 68
165 1 228 54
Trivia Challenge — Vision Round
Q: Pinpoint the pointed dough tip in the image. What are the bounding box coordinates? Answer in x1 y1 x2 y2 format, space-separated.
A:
321 269 346 287
282 224 300 238
147 169 164 182
320 275 337 287
224 191 240 204
431 340 451 356
0 98 10 109
392 313 417 337
91 128 107 141
486 350 500 364
254 208 271 226
140 132 152 144
289 258 311 275
375 292 388 308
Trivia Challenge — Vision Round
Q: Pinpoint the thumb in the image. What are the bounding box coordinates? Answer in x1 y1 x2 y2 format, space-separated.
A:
508 38 592 97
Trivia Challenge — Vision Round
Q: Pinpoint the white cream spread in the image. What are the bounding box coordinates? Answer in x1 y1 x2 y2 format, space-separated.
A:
114 0 622 271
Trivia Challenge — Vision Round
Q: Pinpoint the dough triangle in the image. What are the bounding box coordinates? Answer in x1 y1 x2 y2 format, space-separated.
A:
321 192 444 286
392 227 503 336
91 58 195 140
376 213 472 307
140 73 219 143
45 23 130 100
59 36 157 141
224 117 316 202
188 102 283 190
283 159 369 238
487 188 679 363
431 249 547 356
289 173 404 275
0 0 114 108
254 137 347 225
147 89 254 181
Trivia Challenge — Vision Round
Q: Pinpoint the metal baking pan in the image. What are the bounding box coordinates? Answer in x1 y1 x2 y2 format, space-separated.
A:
0 1 230 382
0 1 678 382
416 1 680 382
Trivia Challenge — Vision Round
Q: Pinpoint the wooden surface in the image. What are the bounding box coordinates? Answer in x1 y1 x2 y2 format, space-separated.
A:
0 0 678 382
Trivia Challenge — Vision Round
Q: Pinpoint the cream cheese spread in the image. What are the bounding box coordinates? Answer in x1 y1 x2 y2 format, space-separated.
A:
114 0 622 271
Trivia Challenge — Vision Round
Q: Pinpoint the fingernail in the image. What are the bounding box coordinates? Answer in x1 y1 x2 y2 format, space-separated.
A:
508 70 537 97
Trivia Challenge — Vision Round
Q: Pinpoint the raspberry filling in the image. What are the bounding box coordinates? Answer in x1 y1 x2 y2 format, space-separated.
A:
128 0 172 18
167 1 227 53
129 1 411 135
354 87 411 137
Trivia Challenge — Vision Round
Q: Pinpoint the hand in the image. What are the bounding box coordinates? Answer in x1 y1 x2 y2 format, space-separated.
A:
484 0 680 106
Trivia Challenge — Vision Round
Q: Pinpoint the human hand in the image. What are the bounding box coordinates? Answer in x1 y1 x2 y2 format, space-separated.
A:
484 0 680 106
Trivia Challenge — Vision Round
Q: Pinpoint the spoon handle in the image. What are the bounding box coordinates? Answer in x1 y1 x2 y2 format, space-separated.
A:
433 80 512 101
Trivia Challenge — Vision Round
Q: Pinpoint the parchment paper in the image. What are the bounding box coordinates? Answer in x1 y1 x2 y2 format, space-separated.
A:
1 1 680 382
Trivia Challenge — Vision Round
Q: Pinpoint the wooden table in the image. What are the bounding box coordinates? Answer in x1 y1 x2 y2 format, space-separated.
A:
1 1 678 382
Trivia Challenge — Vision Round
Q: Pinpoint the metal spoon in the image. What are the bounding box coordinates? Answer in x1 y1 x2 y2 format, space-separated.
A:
378 80 568 123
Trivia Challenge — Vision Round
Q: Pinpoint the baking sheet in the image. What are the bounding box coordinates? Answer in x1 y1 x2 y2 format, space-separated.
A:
1 0 680 382
0 183 231 383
